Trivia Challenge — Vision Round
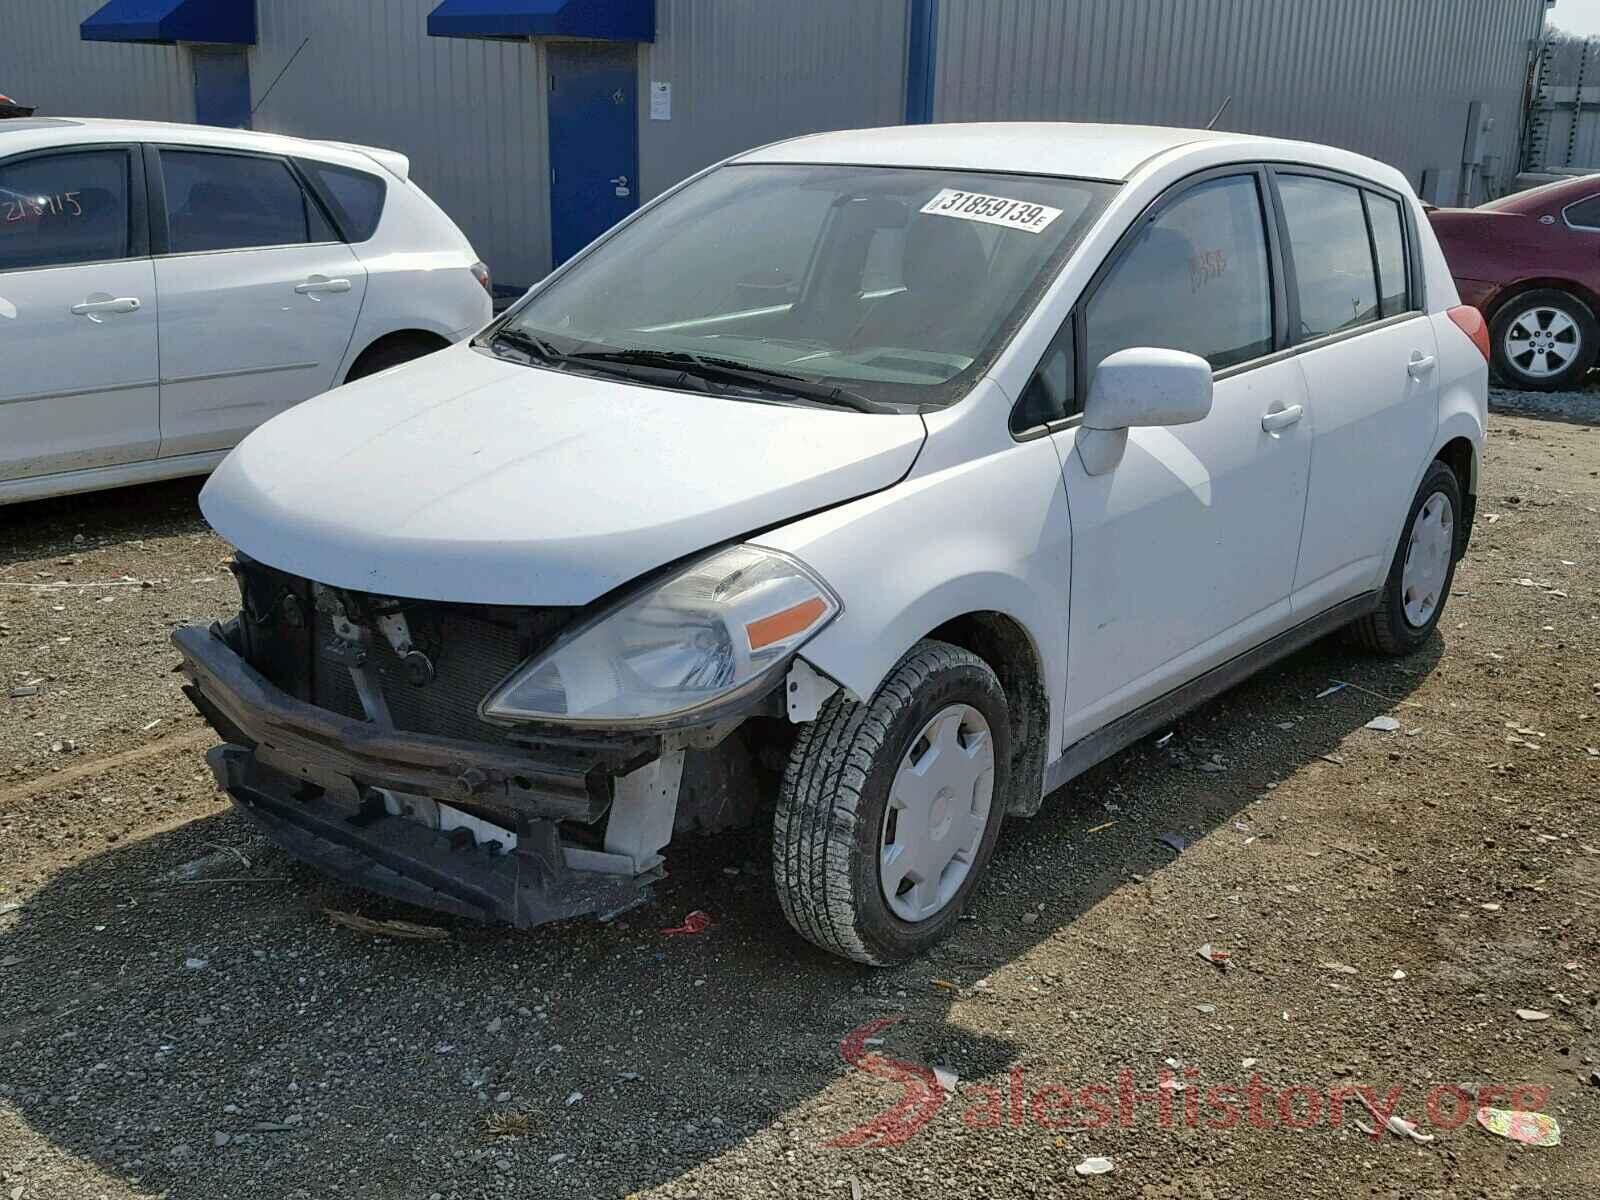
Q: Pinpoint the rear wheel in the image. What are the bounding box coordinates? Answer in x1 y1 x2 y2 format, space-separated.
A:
1352 459 1462 655
772 640 1010 965
1489 288 1597 391
345 334 447 383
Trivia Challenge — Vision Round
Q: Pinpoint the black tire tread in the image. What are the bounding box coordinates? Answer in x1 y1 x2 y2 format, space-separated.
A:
772 640 992 966
1352 459 1461 656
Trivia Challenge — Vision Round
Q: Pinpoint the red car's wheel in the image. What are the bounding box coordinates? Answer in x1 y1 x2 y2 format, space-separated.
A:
1489 288 1598 392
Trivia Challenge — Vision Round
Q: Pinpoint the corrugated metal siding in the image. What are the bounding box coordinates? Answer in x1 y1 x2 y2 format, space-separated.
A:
0 0 191 122
1525 36 1600 169
638 0 907 200
934 0 1547 202
250 0 550 286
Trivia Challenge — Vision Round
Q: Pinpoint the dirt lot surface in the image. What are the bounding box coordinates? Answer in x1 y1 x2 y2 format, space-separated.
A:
2 390 1598 1200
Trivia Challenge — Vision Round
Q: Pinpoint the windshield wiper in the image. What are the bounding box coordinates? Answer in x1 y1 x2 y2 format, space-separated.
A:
565 347 890 413
479 326 564 364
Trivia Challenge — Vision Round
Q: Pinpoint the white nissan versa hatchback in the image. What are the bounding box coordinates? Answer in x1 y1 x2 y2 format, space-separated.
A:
0 118 492 505
174 124 1488 965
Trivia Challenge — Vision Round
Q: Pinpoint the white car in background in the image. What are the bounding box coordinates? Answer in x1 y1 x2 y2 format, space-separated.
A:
0 118 492 504
174 123 1488 966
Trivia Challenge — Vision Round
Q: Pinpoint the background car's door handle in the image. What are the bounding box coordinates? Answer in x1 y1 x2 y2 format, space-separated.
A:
70 296 140 317
1407 353 1437 379
1261 404 1304 432
294 276 353 297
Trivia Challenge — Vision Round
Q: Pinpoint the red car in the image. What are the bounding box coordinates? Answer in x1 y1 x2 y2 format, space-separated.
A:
1428 174 1600 391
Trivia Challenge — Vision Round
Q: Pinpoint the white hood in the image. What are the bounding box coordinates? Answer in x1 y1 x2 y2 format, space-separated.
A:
200 344 925 605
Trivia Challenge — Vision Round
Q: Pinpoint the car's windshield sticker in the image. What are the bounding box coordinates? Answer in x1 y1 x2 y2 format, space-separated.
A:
920 188 1063 233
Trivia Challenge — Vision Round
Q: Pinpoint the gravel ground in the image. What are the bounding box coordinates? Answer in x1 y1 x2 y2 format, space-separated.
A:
2 387 1598 1199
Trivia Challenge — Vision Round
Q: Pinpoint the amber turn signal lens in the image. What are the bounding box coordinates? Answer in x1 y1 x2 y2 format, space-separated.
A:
745 596 828 651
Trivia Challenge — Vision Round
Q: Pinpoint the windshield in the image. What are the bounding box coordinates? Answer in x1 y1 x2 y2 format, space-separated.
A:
494 164 1116 409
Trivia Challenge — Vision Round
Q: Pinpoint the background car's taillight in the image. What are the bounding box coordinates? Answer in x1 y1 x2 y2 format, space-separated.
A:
1447 304 1490 362
470 261 492 294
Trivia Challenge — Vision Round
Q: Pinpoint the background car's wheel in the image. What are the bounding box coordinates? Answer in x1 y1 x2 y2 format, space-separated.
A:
345 333 449 383
1488 288 1598 392
1352 459 1463 656
772 639 1011 966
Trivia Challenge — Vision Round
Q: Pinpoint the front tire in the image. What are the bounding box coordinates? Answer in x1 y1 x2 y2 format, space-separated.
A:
772 640 1010 966
1489 288 1597 391
1352 459 1463 656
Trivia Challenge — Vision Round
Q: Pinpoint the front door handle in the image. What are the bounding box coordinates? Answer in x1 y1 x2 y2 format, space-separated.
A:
294 276 353 299
1261 404 1304 433
1407 352 1437 380
70 296 141 318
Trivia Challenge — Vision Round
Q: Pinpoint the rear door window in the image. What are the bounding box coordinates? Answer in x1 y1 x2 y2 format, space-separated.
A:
0 149 131 271
300 160 387 242
1084 173 1274 378
1277 174 1380 338
1365 191 1410 318
160 150 330 254
1564 194 1600 230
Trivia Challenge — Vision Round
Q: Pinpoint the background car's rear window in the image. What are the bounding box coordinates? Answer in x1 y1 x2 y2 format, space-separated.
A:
0 150 129 271
301 160 387 242
160 150 328 254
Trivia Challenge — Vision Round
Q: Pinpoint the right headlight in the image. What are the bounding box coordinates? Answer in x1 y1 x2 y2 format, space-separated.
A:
479 544 840 727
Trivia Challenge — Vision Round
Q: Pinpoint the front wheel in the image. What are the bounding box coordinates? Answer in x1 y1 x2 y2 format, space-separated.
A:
1489 288 1598 391
1352 459 1463 655
772 640 1010 965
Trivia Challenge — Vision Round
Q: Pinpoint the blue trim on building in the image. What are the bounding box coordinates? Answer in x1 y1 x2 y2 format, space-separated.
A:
81 0 256 46
904 0 938 124
427 0 654 43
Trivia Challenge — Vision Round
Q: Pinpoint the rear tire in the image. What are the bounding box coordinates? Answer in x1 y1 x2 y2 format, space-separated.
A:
772 640 1010 966
1352 459 1462 656
1488 288 1597 392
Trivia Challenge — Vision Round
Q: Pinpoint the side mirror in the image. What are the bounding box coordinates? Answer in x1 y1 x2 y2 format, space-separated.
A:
1078 347 1214 475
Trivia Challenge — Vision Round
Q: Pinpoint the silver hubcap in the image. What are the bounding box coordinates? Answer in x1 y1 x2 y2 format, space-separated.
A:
1401 491 1454 628
879 703 995 923
1504 306 1580 378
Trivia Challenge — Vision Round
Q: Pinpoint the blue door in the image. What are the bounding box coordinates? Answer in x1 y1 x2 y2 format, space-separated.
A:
546 42 638 266
192 49 251 129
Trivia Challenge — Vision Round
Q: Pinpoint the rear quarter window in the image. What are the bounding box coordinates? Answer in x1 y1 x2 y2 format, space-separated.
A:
301 160 387 242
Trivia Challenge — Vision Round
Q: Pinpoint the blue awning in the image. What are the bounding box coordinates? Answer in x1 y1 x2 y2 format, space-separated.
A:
427 0 653 43
81 0 256 46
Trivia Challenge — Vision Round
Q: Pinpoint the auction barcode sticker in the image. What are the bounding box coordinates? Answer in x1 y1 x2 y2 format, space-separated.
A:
920 188 1063 234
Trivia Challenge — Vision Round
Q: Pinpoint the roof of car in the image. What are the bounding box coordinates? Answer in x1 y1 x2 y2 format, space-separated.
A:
0 117 408 178
737 121 1373 185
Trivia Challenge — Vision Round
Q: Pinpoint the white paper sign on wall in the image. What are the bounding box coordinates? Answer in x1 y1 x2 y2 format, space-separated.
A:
650 81 671 121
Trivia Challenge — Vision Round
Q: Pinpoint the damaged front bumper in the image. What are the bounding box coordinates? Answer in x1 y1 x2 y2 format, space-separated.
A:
173 622 686 927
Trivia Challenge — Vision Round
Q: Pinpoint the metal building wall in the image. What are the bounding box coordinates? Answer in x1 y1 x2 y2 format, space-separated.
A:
637 0 908 200
1525 35 1600 170
249 1 552 287
0 0 192 123
932 0 1548 203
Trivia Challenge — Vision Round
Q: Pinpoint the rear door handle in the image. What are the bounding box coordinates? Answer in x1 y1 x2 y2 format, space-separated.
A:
1261 404 1304 433
294 276 352 298
70 296 140 317
1407 353 1437 380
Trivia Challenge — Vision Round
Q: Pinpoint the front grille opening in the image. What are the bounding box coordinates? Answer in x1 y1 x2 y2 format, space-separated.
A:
232 557 577 745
